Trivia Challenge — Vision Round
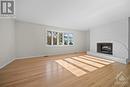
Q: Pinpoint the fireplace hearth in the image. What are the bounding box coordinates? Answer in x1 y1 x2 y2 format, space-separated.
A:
97 43 113 55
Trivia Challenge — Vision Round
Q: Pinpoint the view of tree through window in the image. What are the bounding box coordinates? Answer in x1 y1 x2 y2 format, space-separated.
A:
59 33 63 45
68 33 73 45
47 31 74 46
64 33 68 45
47 31 52 45
53 32 58 45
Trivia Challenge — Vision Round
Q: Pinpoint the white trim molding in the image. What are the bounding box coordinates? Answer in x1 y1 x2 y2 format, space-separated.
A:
0 59 15 69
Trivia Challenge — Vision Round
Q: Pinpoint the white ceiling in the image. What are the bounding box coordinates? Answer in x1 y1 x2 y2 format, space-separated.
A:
16 0 130 30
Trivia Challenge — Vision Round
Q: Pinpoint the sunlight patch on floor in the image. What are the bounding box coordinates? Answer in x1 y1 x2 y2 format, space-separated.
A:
55 60 86 77
84 55 115 63
79 56 111 65
72 57 104 68
65 58 97 72
55 55 114 77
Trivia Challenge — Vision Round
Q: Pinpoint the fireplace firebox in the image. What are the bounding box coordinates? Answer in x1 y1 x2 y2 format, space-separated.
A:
97 43 113 55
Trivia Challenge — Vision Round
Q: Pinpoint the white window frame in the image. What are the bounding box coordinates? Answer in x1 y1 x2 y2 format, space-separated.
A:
45 29 74 47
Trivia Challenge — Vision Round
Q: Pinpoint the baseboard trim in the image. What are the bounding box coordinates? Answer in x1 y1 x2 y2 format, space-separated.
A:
15 55 45 60
0 59 15 69
15 52 86 60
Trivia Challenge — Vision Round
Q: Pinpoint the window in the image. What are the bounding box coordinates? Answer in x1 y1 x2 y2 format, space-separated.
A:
64 33 68 45
59 33 63 45
47 31 52 45
68 33 74 45
53 32 58 45
47 30 74 46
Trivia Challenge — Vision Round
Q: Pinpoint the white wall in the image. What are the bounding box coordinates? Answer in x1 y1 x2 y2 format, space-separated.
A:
0 19 15 68
90 19 128 62
128 17 130 62
15 21 88 58
86 31 90 51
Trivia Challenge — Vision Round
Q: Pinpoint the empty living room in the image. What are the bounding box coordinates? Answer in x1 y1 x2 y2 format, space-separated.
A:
0 0 130 87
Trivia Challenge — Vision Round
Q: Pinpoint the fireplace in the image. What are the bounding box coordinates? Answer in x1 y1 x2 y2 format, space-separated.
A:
97 43 113 55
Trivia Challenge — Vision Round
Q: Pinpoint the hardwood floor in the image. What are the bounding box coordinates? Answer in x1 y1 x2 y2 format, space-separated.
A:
0 52 130 87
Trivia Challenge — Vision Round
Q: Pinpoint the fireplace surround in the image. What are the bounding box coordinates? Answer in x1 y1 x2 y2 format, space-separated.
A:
97 43 113 55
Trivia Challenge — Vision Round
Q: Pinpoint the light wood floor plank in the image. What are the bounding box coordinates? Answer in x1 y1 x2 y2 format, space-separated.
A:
0 53 129 87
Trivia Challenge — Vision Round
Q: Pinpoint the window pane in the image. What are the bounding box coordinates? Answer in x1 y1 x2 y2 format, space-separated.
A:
68 33 74 45
47 31 52 45
64 33 68 45
59 33 63 45
53 32 58 45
